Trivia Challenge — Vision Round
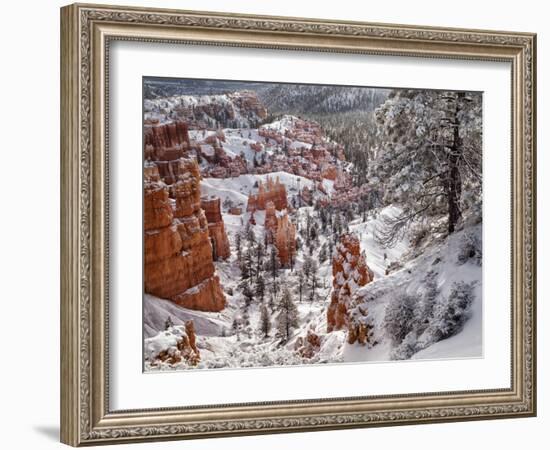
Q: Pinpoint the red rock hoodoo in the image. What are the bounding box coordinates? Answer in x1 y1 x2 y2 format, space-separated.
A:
144 157 226 312
200 196 230 261
274 213 296 267
264 201 278 240
263 200 296 267
294 329 322 359
327 234 374 344
152 320 201 366
246 176 288 211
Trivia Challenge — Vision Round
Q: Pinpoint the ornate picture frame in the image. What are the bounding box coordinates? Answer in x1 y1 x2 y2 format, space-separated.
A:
60 3 536 446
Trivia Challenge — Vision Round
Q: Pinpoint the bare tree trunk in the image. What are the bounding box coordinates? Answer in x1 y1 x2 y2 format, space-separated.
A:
445 92 464 234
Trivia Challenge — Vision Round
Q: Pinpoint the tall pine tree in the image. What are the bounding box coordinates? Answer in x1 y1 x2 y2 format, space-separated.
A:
276 287 299 343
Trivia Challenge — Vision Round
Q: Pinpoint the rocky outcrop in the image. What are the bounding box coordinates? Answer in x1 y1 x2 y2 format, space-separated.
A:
264 201 278 240
144 157 226 312
145 91 267 129
274 213 296 267
327 234 374 344
202 144 248 179
201 196 230 260
229 90 268 120
263 200 296 267
294 329 322 358
146 321 200 366
144 120 190 161
247 176 288 211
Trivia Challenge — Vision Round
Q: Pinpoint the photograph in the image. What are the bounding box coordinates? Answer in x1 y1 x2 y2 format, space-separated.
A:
54 2 537 446
142 78 483 371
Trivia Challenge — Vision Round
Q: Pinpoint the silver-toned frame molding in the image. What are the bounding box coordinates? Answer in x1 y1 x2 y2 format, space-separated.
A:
60 2 536 446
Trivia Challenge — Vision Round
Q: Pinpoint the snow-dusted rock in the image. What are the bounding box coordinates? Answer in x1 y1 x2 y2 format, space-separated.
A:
327 234 374 345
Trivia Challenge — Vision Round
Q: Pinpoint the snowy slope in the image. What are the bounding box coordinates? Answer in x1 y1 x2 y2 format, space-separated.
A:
342 223 482 363
144 294 230 338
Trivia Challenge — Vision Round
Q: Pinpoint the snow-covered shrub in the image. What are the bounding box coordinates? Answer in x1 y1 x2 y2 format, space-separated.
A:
457 231 482 266
414 270 439 336
384 293 417 346
424 281 475 342
390 331 419 360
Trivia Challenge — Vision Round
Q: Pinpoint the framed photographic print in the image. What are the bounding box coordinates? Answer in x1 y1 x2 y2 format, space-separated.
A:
60 3 537 446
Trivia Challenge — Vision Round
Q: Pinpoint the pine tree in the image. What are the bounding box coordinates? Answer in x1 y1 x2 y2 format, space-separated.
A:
302 255 312 281
232 316 241 340
269 278 279 310
244 247 254 279
241 280 254 307
259 303 271 338
254 242 265 278
308 260 319 303
240 248 250 280
164 316 173 330
276 287 299 343
319 243 328 262
297 270 305 302
255 275 265 302
372 89 482 244
235 232 242 261
268 246 280 280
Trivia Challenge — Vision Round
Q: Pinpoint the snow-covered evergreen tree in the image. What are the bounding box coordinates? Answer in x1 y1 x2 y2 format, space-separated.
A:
255 275 265 302
259 303 271 338
276 287 299 343
308 260 319 303
372 89 482 245
164 316 173 331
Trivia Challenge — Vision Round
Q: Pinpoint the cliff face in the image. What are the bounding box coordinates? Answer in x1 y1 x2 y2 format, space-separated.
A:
247 176 288 211
144 158 226 312
144 120 190 161
327 234 374 344
229 91 268 120
201 197 230 260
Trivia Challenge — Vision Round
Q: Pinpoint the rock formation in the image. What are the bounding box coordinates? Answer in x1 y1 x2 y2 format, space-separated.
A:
327 234 374 344
274 213 296 267
144 157 226 312
145 91 267 129
247 176 288 211
264 201 278 240
201 196 230 260
294 329 322 358
229 90 268 120
263 200 296 267
144 120 190 161
147 320 200 366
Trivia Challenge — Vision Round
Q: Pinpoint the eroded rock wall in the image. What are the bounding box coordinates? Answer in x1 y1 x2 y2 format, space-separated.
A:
144 158 226 312
327 234 373 343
